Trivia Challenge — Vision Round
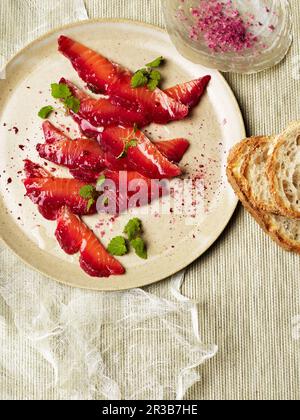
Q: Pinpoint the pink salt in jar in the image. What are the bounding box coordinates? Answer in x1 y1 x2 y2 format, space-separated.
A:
161 0 292 73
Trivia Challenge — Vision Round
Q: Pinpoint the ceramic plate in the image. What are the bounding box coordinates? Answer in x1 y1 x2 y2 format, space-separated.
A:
0 20 245 291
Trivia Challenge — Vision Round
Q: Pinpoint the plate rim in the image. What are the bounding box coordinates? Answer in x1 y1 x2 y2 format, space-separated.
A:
0 18 246 291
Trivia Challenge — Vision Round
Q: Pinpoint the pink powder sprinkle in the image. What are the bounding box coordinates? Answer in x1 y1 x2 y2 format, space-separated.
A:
186 0 260 53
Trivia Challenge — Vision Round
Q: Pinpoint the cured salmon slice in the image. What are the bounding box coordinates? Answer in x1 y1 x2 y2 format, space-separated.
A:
38 121 107 171
40 121 186 179
61 78 149 128
153 138 190 163
23 160 97 220
56 206 125 277
164 76 211 108
100 126 182 179
58 36 188 124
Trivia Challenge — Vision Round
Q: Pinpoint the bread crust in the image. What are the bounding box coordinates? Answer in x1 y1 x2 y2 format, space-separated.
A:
227 137 300 254
242 136 286 215
227 137 274 234
263 214 300 253
267 123 300 219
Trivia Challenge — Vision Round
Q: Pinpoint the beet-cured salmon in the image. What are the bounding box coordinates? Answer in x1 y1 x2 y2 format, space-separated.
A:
153 138 190 163
61 78 149 128
164 76 211 109
23 160 97 220
56 206 125 277
58 36 188 124
99 126 182 179
38 121 107 171
69 111 189 163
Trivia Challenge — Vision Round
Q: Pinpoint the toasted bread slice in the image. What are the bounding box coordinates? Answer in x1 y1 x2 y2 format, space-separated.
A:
267 121 300 218
227 137 273 232
227 137 300 254
263 213 300 253
241 136 286 215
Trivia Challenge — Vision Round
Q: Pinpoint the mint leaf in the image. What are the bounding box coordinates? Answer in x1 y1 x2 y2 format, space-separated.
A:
96 174 106 190
107 236 128 256
124 218 142 241
79 185 98 212
126 139 138 150
38 106 54 119
65 96 80 113
131 70 149 88
51 83 72 99
131 57 165 90
147 79 159 91
79 185 96 199
147 70 162 91
146 56 164 68
117 139 138 159
131 237 147 259
149 70 162 81
87 198 95 212
51 82 80 113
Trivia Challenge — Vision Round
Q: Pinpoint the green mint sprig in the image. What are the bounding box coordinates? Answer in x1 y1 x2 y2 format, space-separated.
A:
38 83 81 119
131 56 165 91
38 106 54 119
51 83 80 113
108 218 148 260
79 184 98 212
130 237 147 260
124 217 142 241
107 236 128 257
117 124 139 159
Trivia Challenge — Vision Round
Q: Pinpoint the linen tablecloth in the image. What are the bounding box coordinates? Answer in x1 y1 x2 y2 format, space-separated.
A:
0 0 300 400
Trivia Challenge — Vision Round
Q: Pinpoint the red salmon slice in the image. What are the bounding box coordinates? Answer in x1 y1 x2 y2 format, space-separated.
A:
58 36 188 124
42 120 70 144
56 206 125 277
37 138 106 171
154 138 190 163
58 35 120 92
107 72 188 123
69 167 102 183
100 126 182 179
24 159 52 178
60 77 209 127
38 122 107 171
23 161 97 220
39 121 128 174
69 169 166 214
68 138 189 183
68 112 189 166
61 78 149 128
24 177 97 220
164 76 211 108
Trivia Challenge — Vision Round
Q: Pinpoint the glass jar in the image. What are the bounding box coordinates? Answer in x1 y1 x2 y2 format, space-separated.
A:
161 0 293 73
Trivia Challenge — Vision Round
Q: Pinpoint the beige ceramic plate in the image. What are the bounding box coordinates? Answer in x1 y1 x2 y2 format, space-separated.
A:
0 19 245 291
